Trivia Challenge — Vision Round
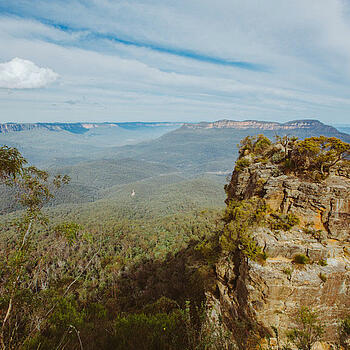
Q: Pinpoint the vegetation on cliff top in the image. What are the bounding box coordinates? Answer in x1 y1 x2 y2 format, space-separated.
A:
235 135 350 181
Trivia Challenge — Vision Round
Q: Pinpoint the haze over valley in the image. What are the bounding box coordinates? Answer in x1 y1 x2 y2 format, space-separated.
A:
1 1 350 349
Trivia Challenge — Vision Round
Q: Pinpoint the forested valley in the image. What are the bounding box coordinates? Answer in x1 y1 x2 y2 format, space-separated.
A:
1 121 350 349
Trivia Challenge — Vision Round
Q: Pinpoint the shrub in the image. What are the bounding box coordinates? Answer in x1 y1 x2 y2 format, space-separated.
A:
318 259 327 266
234 158 251 172
111 311 188 349
194 235 221 265
257 251 268 264
319 273 327 283
290 137 350 181
220 198 267 260
269 212 300 231
341 316 350 336
54 221 82 245
238 135 272 159
293 254 310 265
286 307 324 350
303 225 324 242
283 267 293 279
339 316 350 349
270 151 285 164
142 297 179 315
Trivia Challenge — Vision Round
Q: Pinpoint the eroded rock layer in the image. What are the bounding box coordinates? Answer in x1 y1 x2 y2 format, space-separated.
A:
209 162 350 349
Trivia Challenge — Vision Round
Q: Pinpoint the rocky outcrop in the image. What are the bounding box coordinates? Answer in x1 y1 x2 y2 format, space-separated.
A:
209 162 350 349
226 163 350 241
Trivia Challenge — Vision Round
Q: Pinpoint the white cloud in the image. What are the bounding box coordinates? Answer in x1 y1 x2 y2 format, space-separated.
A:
1 1 350 122
0 57 58 89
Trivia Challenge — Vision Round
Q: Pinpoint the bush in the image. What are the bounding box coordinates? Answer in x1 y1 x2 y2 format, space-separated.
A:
341 316 350 336
220 198 267 260
293 254 310 265
318 259 327 266
269 212 300 231
319 272 327 283
283 267 293 279
286 307 324 350
257 251 268 264
234 158 251 172
110 311 188 350
270 151 285 164
303 225 324 242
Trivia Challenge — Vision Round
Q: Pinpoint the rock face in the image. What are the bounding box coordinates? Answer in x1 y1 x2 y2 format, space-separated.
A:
183 120 350 142
0 122 181 134
209 163 350 348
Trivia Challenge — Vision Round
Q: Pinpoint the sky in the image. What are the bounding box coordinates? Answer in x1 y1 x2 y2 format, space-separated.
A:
1 0 350 123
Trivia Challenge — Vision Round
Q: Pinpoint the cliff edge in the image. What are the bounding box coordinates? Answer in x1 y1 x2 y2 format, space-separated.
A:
208 136 350 349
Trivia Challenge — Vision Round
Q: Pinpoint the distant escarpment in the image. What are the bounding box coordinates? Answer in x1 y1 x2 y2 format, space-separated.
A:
0 122 181 134
207 135 350 349
183 119 350 142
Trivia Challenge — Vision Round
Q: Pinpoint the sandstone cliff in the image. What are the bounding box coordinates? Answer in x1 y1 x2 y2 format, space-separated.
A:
182 120 350 143
207 137 350 349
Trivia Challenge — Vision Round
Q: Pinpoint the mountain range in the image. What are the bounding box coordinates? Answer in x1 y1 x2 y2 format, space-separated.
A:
0 121 182 134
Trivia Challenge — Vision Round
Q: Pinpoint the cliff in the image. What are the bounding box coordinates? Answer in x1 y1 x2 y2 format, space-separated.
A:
0 122 181 134
182 120 350 143
207 136 350 349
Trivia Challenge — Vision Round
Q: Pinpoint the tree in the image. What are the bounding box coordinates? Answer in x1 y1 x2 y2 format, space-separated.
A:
274 135 298 159
291 136 350 180
286 307 324 350
0 146 69 350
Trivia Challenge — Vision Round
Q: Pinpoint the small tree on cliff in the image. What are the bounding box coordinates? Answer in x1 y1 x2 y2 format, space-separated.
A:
290 136 350 180
286 307 324 350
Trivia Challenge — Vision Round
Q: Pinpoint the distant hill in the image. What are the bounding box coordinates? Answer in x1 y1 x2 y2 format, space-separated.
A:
0 122 182 134
0 122 181 166
336 126 350 135
183 119 350 139
104 119 350 174
1 118 349 212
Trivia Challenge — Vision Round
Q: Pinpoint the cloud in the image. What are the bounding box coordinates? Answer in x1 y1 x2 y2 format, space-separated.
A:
0 57 58 89
0 1 350 122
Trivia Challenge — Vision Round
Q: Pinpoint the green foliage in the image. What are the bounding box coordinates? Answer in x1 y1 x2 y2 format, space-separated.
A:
234 158 251 172
269 212 300 231
293 254 310 265
257 251 268 263
142 297 179 315
318 259 328 267
340 316 350 336
282 268 293 279
0 147 71 350
286 307 324 350
220 198 266 260
319 273 327 283
290 136 350 180
303 224 324 242
111 311 187 350
238 134 272 158
54 221 82 244
194 234 221 265
2 131 348 349
339 315 350 349
0 145 27 181
236 135 350 182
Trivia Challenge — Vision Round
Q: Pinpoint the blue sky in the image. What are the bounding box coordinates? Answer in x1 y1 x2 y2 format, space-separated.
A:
1 0 350 123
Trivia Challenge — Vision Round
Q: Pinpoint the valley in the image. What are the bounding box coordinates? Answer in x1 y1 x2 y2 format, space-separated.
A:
0 119 349 349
